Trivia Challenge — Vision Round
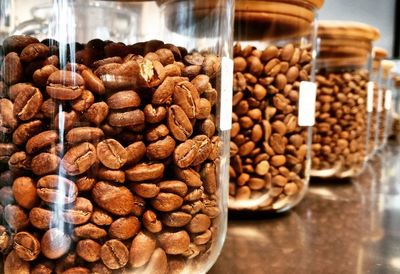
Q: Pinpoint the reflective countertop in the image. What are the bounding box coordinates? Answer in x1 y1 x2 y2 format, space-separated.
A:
210 143 400 274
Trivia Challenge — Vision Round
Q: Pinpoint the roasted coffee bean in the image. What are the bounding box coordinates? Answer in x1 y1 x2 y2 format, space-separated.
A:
26 130 58 154
0 98 18 133
2 52 23 85
29 207 53 230
129 231 156 267
4 204 29 231
92 181 139 216
8 151 31 171
71 89 95 112
161 211 192 227
0 225 11 253
0 143 18 163
13 120 43 145
131 182 160 198
157 230 190 255
97 167 125 183
85 102 109 126
62 142 97 175
13 231 41 261
41 228 71 259
167 105 193 141
31 153 60 175
4 250 30 274
146 136 176 160
33 64 59 87
63 197 93 225
173 139 199 168
151 192 183 212
20 43 49 62
54 110 79 131
142 210 162 233
109 216 141 240
201 162 217 194
12 177 38 209
125 162 164 182
100 239 129 270
63 267 91 274
106 90 141 109
158 180 188 197
37 175 78 204
96 139 127 169
74 223 108 240
108 109 145 127
66 127 104 144
81 69 106 95
144 104 167 123
46 70 84 100
76 239 101 262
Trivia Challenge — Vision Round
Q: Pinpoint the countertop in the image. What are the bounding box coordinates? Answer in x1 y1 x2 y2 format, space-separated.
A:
210 143 400 274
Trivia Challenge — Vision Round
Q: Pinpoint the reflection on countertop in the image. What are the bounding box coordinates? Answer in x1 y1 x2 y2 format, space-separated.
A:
210 143 400 274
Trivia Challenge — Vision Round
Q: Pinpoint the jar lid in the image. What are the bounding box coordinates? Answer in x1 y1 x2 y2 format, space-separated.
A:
382 60 395 72
318 20 380 41
373 47 389 60
235 0 323 40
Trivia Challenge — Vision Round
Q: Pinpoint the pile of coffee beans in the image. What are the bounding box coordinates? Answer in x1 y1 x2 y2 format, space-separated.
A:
377 91 387 147
312 70 368 175
229 42 310 211
0 35 225 273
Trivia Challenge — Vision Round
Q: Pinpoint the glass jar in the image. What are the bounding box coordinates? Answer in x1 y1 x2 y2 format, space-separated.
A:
0 0 233 273
367 47 387 158
376 60 395 150
229 0 323 212
311 21 380 178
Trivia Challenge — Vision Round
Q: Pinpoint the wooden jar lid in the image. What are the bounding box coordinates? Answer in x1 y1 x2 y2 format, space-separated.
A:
318 20 380 41
235 0 324 40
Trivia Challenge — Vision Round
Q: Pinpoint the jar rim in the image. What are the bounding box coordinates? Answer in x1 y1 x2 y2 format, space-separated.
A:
318 20 380 41
373 47 389 60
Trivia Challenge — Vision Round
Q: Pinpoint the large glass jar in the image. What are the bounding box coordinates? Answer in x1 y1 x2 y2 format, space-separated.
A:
229 0 323 212
367 47 387 159
0 0 233 273
376 60 395 150
311 21 380 178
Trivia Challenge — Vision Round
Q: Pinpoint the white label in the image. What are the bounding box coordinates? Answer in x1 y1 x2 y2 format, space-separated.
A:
298 81 317 126
220 57 233 131
385 89 392 110
367 81 374 112
377 89 383 112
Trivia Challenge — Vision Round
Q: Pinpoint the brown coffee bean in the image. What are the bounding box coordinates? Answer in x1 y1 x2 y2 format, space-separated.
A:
81 69 106 95
31 262 54 274
62 142 96 175
109 216 140 240
96 139 127 169
2 52 23 85
129 231 156 267
146 124 169 142
12 177 38 209
4 250 30 274
158 180 188 197
37 175 78 204
100 239 129 270
20 42 49 62
63 197 93 225
186 213 211 233
40 98 57 118
144 104 167 123
4 204 29 231
125 141 146 166
0 226 11 253
106 90 141 110
167 105 193 141
76 176 96 192
41 228 71 259
74 223 108 240
125 162 164 182
13 120 43 145
85 102 109 126
162 211 192 227
3 35 39 54
29 207 53 230
71 89 95 112
91 263 112 274
146 136 176 160
31 153 60 175
158 230 190 255
92 181 139 216
131 182 160 198
142 210 162 233
13 231 40 261
76 239 101 262
91 208 113 226
63 267 91 274
26 130 58 154
174 167 203 187
0 99 18 133
192 135 212 166
108 109 145 127
98 167 125 183
0 143 17 163
173 81 200 119
66 127 104 145
46 70 84 100
173 139 199 168
151 192 183 212
201 162 217 194
33 64 59 87
54 110 79 131
8 151 31 170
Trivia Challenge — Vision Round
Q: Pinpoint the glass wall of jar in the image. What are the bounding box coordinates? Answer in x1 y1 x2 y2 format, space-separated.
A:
311 21 380 178
367 47 387 159
377 60 395 150
390 70 400 141
0 0 234 273
230 0 323 212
